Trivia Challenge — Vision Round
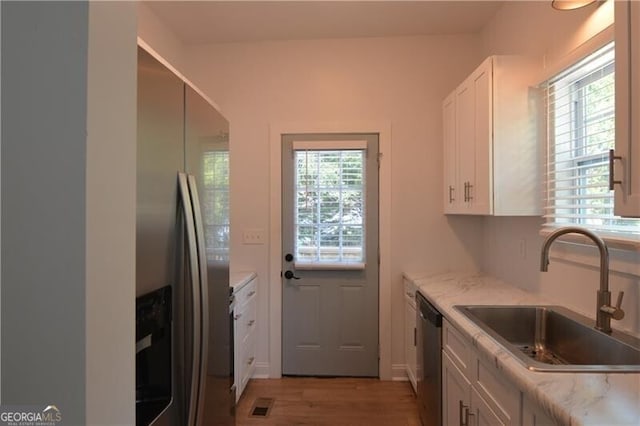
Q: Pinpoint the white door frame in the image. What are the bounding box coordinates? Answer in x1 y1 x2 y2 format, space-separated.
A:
268 121 392 379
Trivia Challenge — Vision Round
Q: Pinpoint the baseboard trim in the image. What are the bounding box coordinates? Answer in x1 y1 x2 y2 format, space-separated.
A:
250 361 405 381
252 362 270 379
391 364 409 381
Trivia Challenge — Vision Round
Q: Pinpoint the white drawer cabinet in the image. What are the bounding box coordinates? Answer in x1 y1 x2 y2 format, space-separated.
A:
442 319 520 426
442 351 470 426
233 275 257 402
472 352 520 425
614 0 640 217
403 278 417 393
443 351 503 426
443 319 471 377
443 56 541 216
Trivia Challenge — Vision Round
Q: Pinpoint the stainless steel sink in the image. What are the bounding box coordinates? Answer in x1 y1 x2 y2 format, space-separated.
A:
455 305 640 372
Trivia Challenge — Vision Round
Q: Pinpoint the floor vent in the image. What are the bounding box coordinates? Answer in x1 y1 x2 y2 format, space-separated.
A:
250 397 274 418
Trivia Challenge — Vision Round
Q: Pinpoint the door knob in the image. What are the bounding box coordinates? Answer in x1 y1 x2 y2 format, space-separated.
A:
285 253 294 262
283 270 300 280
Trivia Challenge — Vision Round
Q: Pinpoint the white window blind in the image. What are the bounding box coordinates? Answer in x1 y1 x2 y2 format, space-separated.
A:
202 150 230 261
543 42 640 237
294 149 365 266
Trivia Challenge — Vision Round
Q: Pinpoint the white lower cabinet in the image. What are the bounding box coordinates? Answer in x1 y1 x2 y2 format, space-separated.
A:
404 278 417 392
522 397 556 426
233 275 258 402
443 351 503 426
442 318 521 426
442 351 470 426
471 387 504 426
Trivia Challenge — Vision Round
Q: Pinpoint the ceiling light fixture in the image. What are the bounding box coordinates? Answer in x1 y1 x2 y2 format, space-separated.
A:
551 0 598 11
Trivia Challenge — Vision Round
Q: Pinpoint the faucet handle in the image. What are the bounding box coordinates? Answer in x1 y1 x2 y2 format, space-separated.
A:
601 291 625 321
614 291 625 320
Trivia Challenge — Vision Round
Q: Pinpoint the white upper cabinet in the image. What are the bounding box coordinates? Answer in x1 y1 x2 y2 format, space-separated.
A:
443 91 460 213
614 0 640 217
443 56 541 216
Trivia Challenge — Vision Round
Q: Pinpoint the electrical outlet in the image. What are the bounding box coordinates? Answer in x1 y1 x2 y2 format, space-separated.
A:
243 228 265 245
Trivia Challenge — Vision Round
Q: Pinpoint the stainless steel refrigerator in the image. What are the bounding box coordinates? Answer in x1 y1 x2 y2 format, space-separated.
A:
135 46 234 426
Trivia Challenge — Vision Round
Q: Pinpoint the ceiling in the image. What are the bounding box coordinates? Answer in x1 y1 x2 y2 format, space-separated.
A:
145 1 506 45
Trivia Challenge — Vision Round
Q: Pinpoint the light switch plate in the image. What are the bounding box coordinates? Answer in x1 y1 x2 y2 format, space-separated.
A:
243 228 265 245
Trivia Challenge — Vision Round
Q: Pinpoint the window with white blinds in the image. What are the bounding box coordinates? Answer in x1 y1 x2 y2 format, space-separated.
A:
202 150 230 261
544 42 640 237
294 149 365 265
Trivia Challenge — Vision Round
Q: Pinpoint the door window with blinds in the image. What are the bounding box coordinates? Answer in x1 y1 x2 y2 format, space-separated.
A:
544 42 640 236
293 141 366 268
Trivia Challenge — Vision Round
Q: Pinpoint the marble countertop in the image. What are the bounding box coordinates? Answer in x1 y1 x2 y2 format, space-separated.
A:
230 271 257 292
410 271 640 426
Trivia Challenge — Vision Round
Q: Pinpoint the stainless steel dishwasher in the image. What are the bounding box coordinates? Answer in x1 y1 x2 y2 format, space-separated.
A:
416 292 442 426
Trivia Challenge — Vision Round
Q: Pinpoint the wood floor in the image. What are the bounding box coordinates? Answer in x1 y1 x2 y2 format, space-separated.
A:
235 378 420 426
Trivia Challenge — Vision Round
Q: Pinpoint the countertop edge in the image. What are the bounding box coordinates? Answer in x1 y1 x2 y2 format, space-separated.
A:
230 271 257 292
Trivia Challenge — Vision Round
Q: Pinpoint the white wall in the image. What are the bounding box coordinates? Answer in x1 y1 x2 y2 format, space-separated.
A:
1 2 137 423
480 1 639 334
181 35 486 375
86 2 137 424
137 2 187 73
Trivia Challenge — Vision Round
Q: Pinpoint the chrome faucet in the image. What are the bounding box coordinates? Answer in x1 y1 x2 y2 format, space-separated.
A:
540 226 625 334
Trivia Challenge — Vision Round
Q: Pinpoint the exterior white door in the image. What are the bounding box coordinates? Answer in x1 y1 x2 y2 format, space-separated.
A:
281 133 379 376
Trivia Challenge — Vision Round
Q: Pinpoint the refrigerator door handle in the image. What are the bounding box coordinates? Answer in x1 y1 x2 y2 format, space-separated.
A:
188 174 210 426
178 172 202 426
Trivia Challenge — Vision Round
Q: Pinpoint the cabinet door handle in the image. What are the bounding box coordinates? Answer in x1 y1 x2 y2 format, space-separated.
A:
248 319 255 326
609 149 622 190
247 290 256 297
234 313 242 320
449 185 455 203
459 400 472 426
247 356 255 365
467 183 473 201
466 408 474 426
